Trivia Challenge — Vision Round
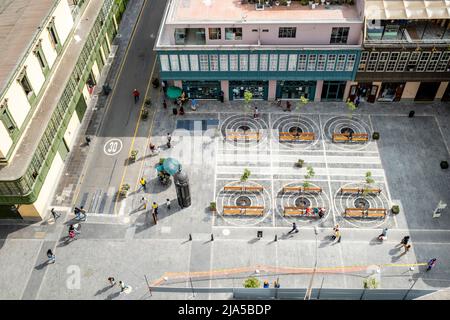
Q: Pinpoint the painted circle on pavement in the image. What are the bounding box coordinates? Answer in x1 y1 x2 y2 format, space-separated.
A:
104 138 123 156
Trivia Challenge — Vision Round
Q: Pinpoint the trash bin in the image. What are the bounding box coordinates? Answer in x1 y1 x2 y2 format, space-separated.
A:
174 171 191 208
408 111 415 118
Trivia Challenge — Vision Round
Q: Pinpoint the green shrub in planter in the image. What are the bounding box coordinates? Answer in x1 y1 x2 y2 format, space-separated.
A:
210 202 217 211
296 159 305 168
243 277 261 288
372 132 380 140
391 205 400 214
441 161 449 169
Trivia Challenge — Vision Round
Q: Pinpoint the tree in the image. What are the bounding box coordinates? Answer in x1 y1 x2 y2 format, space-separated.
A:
303 166 315 188
362 171 375 197
363 276 379 289
296 95 309 110
243 277 261 288
346 99 356 119
244 90 253 108
241 168 251 183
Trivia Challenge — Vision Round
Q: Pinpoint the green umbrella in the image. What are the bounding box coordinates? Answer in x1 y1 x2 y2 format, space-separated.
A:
163 158 181 176
166 86 183 100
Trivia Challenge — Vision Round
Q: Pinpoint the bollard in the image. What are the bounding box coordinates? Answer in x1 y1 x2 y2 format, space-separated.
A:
274 234 278 242
189 234 192 241
211 234 214 241
408 110 415 118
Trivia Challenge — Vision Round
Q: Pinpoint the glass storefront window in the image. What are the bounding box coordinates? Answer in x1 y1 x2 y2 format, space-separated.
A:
321 81 346 101
230 81 268 100
277 81 316 100
182 81 220 100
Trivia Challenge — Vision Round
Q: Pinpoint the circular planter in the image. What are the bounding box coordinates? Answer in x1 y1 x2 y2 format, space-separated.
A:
391 205 400 214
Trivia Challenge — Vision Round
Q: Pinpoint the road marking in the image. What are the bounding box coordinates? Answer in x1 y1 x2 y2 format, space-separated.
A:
103 138 123 156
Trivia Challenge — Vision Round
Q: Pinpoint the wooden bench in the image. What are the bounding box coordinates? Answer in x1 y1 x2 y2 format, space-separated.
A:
279 132 315 142
361 188 382 195
226 131 260 142
283 186 302 193
282 186 322 194
303 187 322 194
340 188 361 195
367 208 386 218
223 205 264 216
344 208 365 217
351 133 369 142
284 207 307 216
332 133 350 142
223 186 263 192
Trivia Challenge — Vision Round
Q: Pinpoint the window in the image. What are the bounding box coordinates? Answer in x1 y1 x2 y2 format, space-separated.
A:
396 52 410 72
199 54 209 71
316 54 326 71
336 54 346 71
262 29 269 32
278 27 296 38
358 51 369 71
288 54 297 71
209 28 221 40
269 54 278 71
220 54 228 71
189 55 199 71
416 52 431 72
252 29 258 32
225 28 242 40
278 54 288 71
345 54 356 71
259 54 268 71
47 17 60 51
249 54 258 71
366 52 379 72
229 54 238 71
210 54 219 71
169 55 180 71
239 54 248 71
326 54 336 71
376 52 389 72
297 54 307 71
18 69 34 99
436 52 450 72
34 40 48 73
0 100 17 136
385 52 399 72
330 27 349 44
160 55 170 71
180 55 189 71
426 51 441 72
307 54 317 71
407 51 421 71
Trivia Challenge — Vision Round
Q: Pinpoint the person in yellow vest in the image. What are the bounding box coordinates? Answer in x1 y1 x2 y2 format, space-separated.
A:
139 177 147 192
152 202 159 216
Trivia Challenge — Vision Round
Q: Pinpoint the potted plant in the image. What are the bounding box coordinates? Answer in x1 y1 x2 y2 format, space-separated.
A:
362 171 375 198
296 159 305 168
210 202 217 212
145 98 152 106
130 150 139 161
363 276 379 289
243 277 261 288
159 158 165 165
301 0 309 5
241 168 251 182
141 108 149 120
119 183 130 197
372 132 380 140
391 205 400 214
346 99 356 119
302 165 315 188
440 161 449 169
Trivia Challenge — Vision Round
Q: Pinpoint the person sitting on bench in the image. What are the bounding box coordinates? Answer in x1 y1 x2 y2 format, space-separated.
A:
318 207 325 219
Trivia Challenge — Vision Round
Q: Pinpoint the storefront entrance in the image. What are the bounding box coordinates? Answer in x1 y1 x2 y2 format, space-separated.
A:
414 82 440 102
182 81 221 100
276 81 316 100
321 81 346 101
348 82 378 103
229 80 268 100
378 82 405 102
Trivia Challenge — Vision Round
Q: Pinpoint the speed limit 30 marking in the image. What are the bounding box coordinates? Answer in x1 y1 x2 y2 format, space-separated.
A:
104 138 123 156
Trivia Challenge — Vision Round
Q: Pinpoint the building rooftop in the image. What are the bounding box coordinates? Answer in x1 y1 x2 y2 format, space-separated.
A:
0 0 57 96
365 0 450 20
166 0 361 24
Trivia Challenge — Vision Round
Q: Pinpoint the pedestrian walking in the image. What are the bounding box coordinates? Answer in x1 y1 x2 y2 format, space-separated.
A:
51 208 60 221
286 101 292 112
166 198 171 211
152 202 159 216
398 236 410 247
108 277 116 286
273 280 281 288
263 281 269 288
403 244 411 254
74 206 86 221
85 136 91 146
132 89 140 103
426 258 437 271
163 99 167 109
378 228 388 241
161 80 166 94
139 177 147 192
68 229 76 241
119 281 127 293
167 133 172 148
288 222 299 234
253 106 259 119
334 229 342 243
47 249 55 264
140 197 147 210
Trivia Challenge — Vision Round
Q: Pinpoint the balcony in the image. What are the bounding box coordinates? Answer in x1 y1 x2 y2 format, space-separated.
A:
366 20 450 45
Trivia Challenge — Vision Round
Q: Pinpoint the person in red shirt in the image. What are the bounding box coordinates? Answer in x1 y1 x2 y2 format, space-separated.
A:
132 89 140 103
